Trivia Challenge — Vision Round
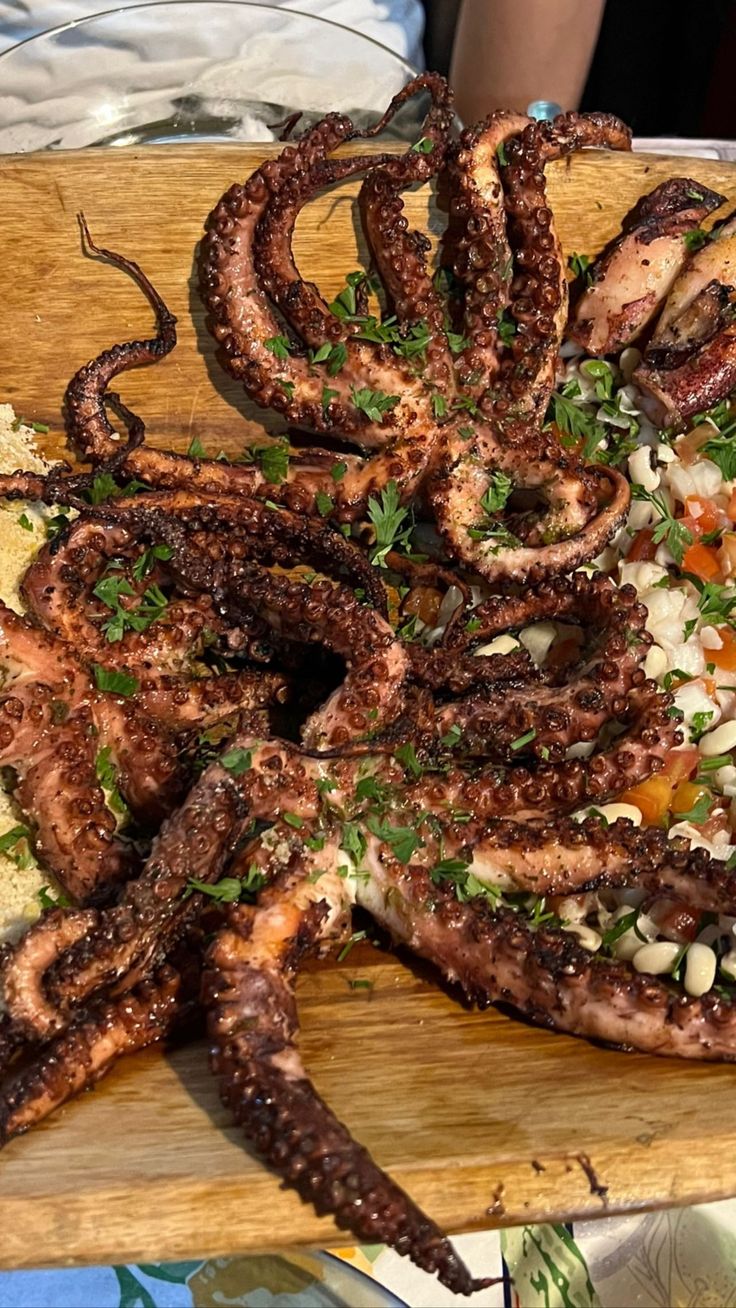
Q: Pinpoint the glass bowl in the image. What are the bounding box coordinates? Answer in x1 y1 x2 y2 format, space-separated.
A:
0 1 420 152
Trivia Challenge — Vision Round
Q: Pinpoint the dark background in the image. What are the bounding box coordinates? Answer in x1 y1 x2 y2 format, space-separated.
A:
423 0 736 136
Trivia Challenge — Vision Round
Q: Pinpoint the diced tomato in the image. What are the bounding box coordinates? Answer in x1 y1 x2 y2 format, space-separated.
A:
703 675 718 697
671 781 709 817
626 528 657 562
685 496 725 534
710 628 736 672
681 540 722 581
700 809 731 842
661 746 700 786
402 585 442 627
619 775 673 825
648 898 700 943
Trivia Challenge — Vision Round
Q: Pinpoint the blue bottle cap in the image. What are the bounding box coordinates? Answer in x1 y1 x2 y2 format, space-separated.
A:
527 99 563 121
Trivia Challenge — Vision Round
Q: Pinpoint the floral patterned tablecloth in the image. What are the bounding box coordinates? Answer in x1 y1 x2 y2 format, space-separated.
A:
3 1200 736 1308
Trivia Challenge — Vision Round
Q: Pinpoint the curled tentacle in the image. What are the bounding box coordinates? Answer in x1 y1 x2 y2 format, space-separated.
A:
0 962 187 1144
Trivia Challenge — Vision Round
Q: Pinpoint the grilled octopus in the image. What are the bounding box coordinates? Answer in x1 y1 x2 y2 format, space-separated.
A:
3 77 736 1298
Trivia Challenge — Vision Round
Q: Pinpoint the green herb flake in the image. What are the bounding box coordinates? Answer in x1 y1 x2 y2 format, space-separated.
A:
440 723 462 749
510 727 537 752
257 441 290 485
394 742 423 778
283 811 304 829
187 435 206 459
568 251 593 285
264 335 291 360
92 664 139 697
331 460 348 482
350 386 400 424
480 471 513 515
220 746 253 776
314 490 334 517
17 512 33 532
411 136 434 154
683 228 710 253
364 815 421 863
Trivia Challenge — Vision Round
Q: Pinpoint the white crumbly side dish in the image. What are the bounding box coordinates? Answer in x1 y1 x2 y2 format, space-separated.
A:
0 404 59 941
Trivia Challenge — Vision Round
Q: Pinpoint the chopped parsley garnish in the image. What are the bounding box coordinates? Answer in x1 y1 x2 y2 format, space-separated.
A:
431 392 448 419
17 512 33 532
689 711 714 743
337 930 368 961
447 329 470 355
411 136 434 154
278 379 295 400
662 668 694 692
364 815 421 863
510 727 537 752
496 308 517 344
496 141 508 166
132 543 173 582
92 664 139 697
264 335 291 360
394 742 423 778
321 384 338 410
38 885 71 909
220 746 253 775
94 575 169 643
45 512 70 541
367 480 412 567
314 491 334 517
466 521 522 552
187 435 206 459
341 821 367 864
347 978 374 991
568 251 593 285
329 270 373 320
185 866 266 903
354 775 390 804
480 471 513 515
0 825 32 867
440 723 462 749
257 441 290 484
350 386 400 424
326 342 348 375
601 911 639 948
631 485 693 565
683 228 710 253
331 460 348 482
465 617 482 633
283 811 304 829
86 472 120 505
94 746 129 817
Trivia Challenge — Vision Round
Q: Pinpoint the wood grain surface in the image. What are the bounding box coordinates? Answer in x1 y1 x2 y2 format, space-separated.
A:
1 143 736 1271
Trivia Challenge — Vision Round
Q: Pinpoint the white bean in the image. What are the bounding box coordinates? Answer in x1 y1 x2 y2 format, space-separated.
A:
700 720 736 757
632 941 682 975
684 943 717 997
562 923 602 952
721 949 736 981
613 912 658 961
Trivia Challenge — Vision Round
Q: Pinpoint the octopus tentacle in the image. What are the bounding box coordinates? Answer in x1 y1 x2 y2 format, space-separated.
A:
438 575 651 761
492 111 633 421
22 516 287 730
0 963 186 1144
569 178 725 355
204 862 494 1297
446 111 530 395
65 215 178 463
635 210 736 426
408 681 682 819
356 859 736 1061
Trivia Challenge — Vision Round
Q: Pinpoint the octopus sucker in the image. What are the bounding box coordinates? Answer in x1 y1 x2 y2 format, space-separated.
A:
5 76 736 1295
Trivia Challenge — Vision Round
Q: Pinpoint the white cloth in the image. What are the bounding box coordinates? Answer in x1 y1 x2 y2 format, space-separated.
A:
0 0 425 65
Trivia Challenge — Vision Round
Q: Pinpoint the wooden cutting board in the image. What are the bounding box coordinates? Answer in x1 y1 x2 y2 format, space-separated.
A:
1 143 736 1272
